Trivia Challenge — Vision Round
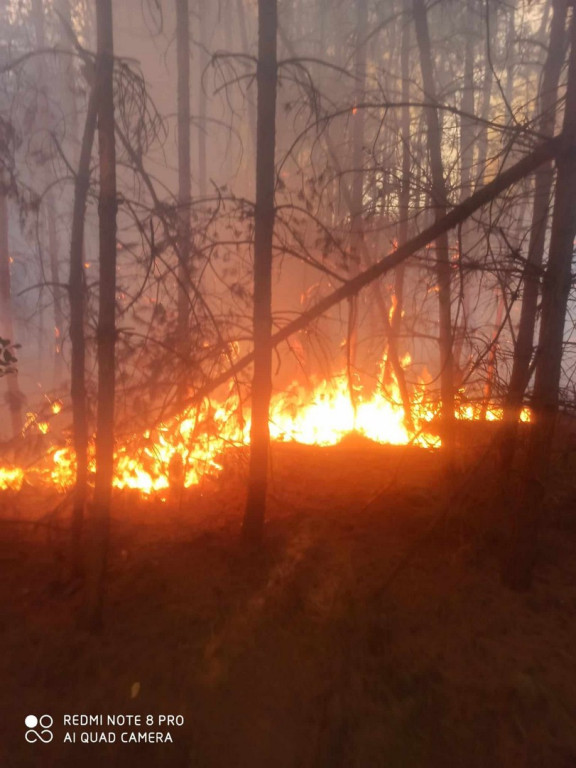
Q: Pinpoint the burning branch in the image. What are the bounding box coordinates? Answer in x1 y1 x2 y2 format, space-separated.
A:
185 134 565 408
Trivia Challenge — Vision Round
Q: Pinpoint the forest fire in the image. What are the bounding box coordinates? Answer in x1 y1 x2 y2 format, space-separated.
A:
0 356 530 497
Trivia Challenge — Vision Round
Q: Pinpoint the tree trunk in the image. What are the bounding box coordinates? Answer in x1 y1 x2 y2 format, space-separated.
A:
385 13 412 426
347 0 368 418
236 0 257 160
393 13 411 334
54 0 80 147
31 0 65 388
502 8 576 591
68 78 98 573
413 0 455 460
198 0 207 198
242 0 277 545
46 194 65 384
475 3 496 189
187 135 564 411
453 0 475 378
500 0 568 470
83 0 117 629
0 194 23 436
176 0 191 401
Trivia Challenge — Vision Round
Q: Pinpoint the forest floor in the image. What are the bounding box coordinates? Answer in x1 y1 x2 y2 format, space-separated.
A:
1 436 576 768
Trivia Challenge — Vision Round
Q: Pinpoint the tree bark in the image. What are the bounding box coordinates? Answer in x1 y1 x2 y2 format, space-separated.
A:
47 195 65 384
176 0 191 401
500 0 568 470
242 0 277 545
0 194 23 436
502 8 576 591
413 0 456 460
475 3 496 187
198 0 207 198
83 0 117 629
68 78 98 573
347 0 368 418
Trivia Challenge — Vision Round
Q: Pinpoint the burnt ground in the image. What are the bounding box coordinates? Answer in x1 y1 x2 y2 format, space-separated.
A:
1 437 576 768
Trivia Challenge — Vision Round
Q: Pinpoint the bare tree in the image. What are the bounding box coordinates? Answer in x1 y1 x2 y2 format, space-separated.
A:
413 0 456 461
83 0 117 628
0 193 23 436
68 78 98 571
242 0 277 544
503 7 576 591
500 0 568 469
176 0 191 400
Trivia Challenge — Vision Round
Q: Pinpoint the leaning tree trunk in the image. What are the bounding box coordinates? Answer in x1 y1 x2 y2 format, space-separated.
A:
242 0 277 544
83 0 117 628
176 0 191 402
0 194 23 436
188 137 566 427
500 0 568 471
413 0 455 461
502 8 576 591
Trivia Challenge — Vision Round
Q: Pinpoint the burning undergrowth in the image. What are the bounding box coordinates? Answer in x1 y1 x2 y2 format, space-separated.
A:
0 354 530 498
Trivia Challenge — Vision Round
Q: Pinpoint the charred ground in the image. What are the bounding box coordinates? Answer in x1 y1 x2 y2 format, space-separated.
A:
1 437 575 768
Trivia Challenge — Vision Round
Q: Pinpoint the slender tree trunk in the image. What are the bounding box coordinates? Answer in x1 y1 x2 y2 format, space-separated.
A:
236 0 257 165
453 0 475 377
68 79 98 573
475 3 496 188
413 0 455 460
500 0 568 469
347 0 368 418
198 0 207 198
83 0 117 628
176 0 191 401
46 195 65 383
386 14 412 426
394 15 411 331
31 0 65 387
0 195 23 436
502 8 576 591
242 0 277 544
55 0 80 147
481 288 504 419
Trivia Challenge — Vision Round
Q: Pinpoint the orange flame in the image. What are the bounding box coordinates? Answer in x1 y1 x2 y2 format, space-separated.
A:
0 354 531 497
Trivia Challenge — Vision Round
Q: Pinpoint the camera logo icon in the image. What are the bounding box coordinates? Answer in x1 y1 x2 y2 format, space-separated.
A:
25 715 54 743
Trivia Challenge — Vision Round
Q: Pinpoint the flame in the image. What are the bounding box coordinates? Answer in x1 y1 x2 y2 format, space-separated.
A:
0 353 531 497
0 466 24 491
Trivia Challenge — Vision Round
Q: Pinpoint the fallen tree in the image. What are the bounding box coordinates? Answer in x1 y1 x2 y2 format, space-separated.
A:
187 133 565 406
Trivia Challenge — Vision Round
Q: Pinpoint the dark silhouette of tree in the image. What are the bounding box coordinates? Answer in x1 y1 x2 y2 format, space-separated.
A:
503 7 576 591
501 0 568 470
242 0 277 545
176 0 192 402
413 0 456 462
83 0 117 629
